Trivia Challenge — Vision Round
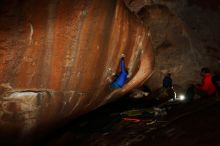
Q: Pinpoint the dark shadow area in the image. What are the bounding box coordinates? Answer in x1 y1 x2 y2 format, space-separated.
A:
39 97 220 146
2 91 220 146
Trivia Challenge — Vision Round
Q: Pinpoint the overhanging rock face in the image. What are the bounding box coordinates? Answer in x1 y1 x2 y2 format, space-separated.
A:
0 0 154 137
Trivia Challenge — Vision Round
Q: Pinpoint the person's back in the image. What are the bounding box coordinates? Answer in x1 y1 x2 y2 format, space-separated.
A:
111 57 128 88
212 58 220 94
212 75 220 94
159 73 175 101
197 68 216 96
163 73 172 88
185 84 195 102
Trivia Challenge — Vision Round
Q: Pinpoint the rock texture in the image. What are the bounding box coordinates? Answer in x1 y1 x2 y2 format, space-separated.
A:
0 0 154 138
125 0 220 92
1 0 220 141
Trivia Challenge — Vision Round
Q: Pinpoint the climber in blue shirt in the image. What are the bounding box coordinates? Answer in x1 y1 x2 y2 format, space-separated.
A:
111 56 128 89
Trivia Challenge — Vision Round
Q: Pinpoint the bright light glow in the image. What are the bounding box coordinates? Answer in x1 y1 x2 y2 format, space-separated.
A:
179 94 185 101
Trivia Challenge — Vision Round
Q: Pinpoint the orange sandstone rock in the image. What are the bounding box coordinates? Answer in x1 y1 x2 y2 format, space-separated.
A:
0 0 153 137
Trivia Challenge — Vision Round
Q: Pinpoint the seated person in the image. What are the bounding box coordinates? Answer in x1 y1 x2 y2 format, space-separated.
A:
152 73 174 102
111 55 128 89
212 58 220 94
185 84 195 102
196 67 216 97
161 73 175 100
212 75 220 94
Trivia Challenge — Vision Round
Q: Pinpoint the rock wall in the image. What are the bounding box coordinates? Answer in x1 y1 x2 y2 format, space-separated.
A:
0 0 154 138
125 0 220 92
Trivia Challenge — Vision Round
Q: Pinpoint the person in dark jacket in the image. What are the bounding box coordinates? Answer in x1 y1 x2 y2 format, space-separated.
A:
185 84 195 102
212 75 220 94
212 58 220 94
111 55 128 89
157 73 175 101
163 73 172 88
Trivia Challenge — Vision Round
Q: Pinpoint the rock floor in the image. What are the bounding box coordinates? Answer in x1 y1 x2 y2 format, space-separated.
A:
37 96 220 146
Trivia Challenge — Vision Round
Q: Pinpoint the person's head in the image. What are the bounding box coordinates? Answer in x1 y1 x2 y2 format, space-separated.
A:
166 73 171 77
200 67 210 76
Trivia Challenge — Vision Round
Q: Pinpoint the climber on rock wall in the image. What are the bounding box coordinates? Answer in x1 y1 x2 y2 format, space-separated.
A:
110 54 128 89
